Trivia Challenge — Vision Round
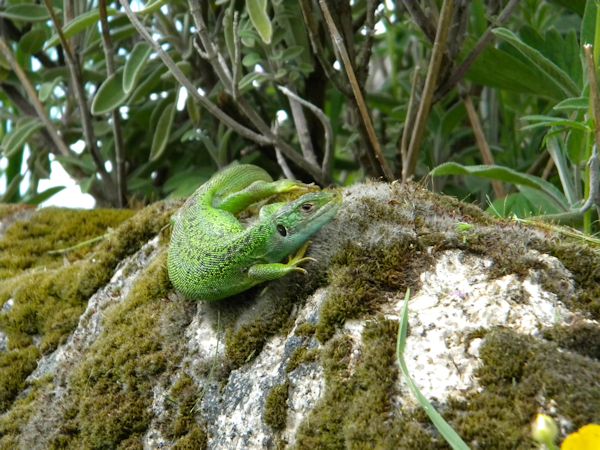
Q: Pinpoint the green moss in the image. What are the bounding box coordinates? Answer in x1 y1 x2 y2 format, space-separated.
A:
48 249 187 448
294 322 316 337
316 240 432 342
0 202 174 414
296 319 404 448
286 347 319 373
162 373 206 445
0 376 49 448
446 328 600 448
264 380 290 430
223 272 326 369
0 208 134 280
0 203 33 222
543 322 600 360
172 426 207 450
541 242 600 319
0 346 40 411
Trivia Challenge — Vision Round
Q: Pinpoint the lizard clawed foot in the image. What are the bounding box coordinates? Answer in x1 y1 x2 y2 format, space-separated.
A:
287 241 317 274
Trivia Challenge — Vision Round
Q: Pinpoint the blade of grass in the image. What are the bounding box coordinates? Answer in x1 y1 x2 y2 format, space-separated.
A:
397 289 470 450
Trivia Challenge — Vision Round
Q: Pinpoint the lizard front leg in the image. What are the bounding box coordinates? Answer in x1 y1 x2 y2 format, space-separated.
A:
247 242 316 282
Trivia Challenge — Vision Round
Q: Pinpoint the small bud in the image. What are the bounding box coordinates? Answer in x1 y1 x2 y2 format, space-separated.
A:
532 414 559 446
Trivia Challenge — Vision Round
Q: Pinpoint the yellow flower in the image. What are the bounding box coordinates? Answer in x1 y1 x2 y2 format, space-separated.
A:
561 424 600 450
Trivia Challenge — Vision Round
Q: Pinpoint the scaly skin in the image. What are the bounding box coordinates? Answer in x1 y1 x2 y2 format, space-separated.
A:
167 164 342 301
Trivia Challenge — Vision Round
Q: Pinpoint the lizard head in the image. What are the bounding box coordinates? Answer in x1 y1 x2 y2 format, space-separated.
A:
264 188 342 258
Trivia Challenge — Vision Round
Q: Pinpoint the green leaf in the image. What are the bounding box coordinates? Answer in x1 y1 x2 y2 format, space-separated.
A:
553 97 589 111
430 162 569 212
246 0 272 44
163 167 213 198
492 27 580 98
1 172 23 203
80 175 95 193
397 290 470 450
238 72 266 91
23 186 65 205
566 127 588 166
242 52 262 67
150 103 176 161
137 0 169 16
274 45 304 61
467 47 564 100
581 0 598 48
91 71 128 115
45 8 119 49
1 118 44 158
546 136 578 205
521 115 591 132
19 28 49 54
487 192 549 218
223 0 236 63
128 64 167 105
55 154 96 173
0 5 51 22
123 42 153 94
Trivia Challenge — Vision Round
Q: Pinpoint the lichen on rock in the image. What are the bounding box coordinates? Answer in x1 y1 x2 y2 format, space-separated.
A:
0 181 598 449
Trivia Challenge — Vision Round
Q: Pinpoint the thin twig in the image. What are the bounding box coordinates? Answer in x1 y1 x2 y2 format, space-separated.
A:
435 0 521 101
119 0 268 145
586 44 600 154
0 37 71 157
398 66 421 176
356 0 377 74
272 122 295 180
43 0 114 189
462 92 505 198
188 0 233 89
319 0 394 181
232 11 241 99
400 0 436 42
185 0 323 182
277 86 333 180
403 0 454 182
298 0 351 97
286 88 318 166
99 0 127 207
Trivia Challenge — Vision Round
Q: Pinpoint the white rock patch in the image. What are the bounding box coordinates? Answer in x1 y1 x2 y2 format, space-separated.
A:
385 250 574 404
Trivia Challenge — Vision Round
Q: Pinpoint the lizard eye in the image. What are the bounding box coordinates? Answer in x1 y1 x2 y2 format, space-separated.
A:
301 203 314 212
277 224 287 236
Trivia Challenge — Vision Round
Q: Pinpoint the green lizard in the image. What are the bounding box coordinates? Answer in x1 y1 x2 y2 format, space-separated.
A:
167 164 342 301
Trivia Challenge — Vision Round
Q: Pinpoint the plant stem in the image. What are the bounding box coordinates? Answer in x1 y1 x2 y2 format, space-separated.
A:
99 0 127 207
319 0 394 181
403 0 454 182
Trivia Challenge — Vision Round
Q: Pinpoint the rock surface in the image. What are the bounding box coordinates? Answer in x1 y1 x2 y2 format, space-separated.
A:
0 182 599 449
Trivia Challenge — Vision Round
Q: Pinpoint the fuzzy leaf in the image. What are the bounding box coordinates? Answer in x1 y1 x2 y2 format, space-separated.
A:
150 103 175 161
0 5 51 22
492 28 579 98
553 97 589 111
1 118 44 158
46 8 118 48
91 72 128 115
430 162 569 212
23 186 65 205
246 0 272 44
19 28 49 54
123 42 153 94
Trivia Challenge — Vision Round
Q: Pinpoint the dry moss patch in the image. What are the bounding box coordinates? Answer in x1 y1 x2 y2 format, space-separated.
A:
295 319 406 448
50 250 193 448
446 328 600 448
0 202 174 417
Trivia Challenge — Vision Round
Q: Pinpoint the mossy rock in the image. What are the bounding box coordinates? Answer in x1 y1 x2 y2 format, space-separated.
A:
1 181 599 449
